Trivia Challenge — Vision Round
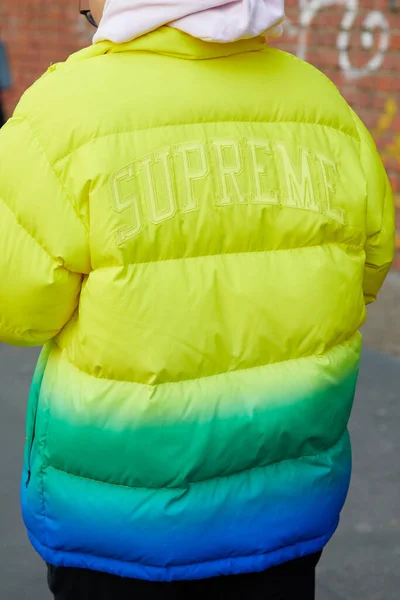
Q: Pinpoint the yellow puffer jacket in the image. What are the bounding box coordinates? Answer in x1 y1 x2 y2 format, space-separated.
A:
0 28 394 581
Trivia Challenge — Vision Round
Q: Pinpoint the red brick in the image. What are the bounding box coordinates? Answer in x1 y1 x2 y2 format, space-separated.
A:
390 35 400 51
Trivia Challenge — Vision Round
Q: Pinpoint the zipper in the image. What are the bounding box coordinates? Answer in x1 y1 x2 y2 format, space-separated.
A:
25 397 39 488
25 344 52 488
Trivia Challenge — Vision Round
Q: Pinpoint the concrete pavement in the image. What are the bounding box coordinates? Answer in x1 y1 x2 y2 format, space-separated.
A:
318 350 400 600
362 273 400 357
0 344 399 599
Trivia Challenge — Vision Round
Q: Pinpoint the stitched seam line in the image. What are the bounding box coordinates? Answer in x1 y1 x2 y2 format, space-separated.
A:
0 195 66 267
21 116 90 236
56 332 361 387
283 50 360 127
111 44 267 62
46 429 347 492
27 525 335 570
55 119 358 165
92 242 362 271
38 388 52 549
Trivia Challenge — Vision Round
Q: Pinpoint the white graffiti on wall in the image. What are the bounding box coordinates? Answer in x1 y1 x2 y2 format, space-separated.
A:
286 0 390 79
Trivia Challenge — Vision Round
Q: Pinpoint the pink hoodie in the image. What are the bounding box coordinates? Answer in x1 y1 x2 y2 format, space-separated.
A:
94 0 285 45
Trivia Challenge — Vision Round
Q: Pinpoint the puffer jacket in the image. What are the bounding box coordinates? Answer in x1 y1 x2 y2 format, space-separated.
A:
0 28 394 581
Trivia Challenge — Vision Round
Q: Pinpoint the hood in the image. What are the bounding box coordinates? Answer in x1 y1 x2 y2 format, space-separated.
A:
93 0 285 45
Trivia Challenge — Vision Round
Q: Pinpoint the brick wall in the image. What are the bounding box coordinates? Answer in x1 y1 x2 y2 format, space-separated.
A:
0 1 92 111
1 0 399 266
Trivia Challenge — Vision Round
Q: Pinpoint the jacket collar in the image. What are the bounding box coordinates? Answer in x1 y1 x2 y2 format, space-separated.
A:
68 27 267 63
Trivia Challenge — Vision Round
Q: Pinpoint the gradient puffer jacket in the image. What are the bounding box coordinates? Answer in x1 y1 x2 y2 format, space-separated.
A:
0 28 394 581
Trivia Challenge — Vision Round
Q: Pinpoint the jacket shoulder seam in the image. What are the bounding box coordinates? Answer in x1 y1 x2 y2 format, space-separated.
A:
0 194 66 266
280 50 354 110
21 116 90 236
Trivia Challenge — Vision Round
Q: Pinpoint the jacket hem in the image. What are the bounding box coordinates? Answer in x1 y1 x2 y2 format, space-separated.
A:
26 524 337 582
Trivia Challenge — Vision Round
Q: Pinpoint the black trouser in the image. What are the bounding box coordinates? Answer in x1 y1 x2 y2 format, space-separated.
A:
47 552 322 599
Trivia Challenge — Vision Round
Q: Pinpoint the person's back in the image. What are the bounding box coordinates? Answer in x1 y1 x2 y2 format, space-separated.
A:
0 1 394 598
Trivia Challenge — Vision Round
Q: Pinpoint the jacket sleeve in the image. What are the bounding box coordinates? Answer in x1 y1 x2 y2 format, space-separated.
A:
0 115 90 346
353 111 395 305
